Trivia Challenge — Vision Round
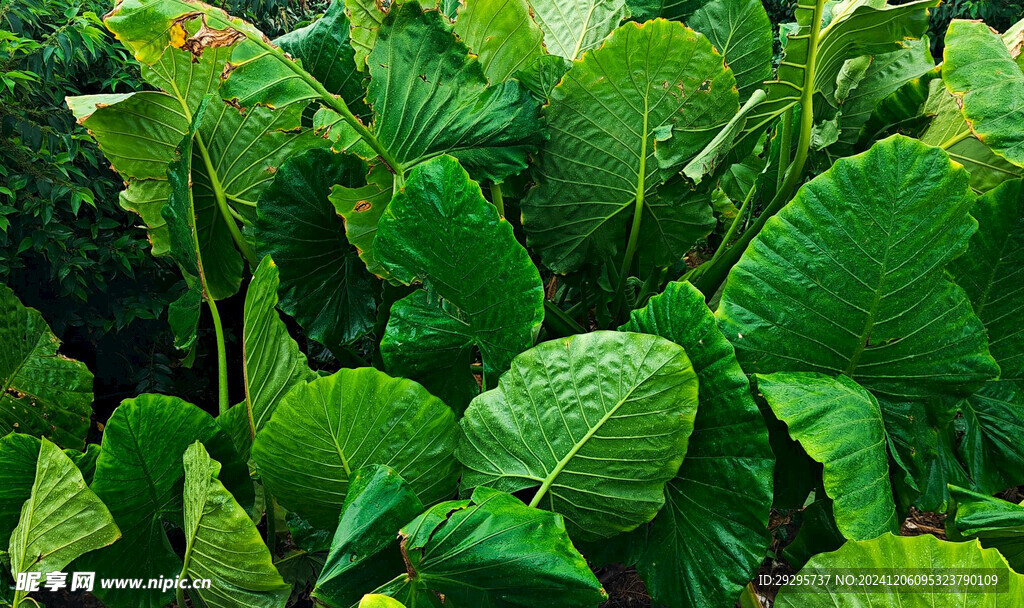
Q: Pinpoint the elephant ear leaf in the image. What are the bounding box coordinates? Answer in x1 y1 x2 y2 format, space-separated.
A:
251 368 459 530
180 442 290 608
0 284 93 449
457 331 699 541
620 281 773 608
948 485 1024 573
716 135 999 400
82 394 251 608
313 466 424 608
366 3 545 182
774 533 1024 606
254 148 379 353
688 0 773 102
375 156 544 408
521 19 737 274
7 438 120 604
755 372 899 541
372 487 607 608
943 20 1024 168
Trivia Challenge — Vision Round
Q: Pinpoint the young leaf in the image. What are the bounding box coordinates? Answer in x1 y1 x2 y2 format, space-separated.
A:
375 156 544 405
7 439 120 606
774 533 1024 606
521 19 738 274
180 442 290 608
620 281 773 608
242 256 315 440
313 466 424 608
251 369 459 530
948 485 1024 573
373 487 607 607
366 3 545 182
716 135 999 400
458 331 699 540
254 148 378 352
943 20 1024 168
755 373 899 541
453 0 546 83
81 394 251 608
1 284 93 449
359 595 408 608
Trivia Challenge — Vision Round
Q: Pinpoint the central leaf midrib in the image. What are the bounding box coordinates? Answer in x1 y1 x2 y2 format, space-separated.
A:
844 213 895 377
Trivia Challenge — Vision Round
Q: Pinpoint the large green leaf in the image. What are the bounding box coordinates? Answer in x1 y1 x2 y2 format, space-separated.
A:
529 0 626 61
242 256 315 442
948 485 1024 573
953 179 1024 379
254 147 378 352
743 0 938 139
68 45 323 301
180 442 290 608
375 156 544 401
458 331 699 541
774 533 1024 606
453 0 545 83
0 284 93 449
82 394 251 608
251 368 459 530
313 465 424 608
366 3 545 182
716 135 999 400
756 372 898 541
620 281 773 608
372 487 607 607
521 18 738 273
943 20 1024 169
7 439 119 606
689 0 773 102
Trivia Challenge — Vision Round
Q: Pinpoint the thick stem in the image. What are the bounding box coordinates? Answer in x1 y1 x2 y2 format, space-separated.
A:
206 296 229 416
777 106 794 191
490 182 505 216
687 179 757 284
691 0 825 298
612 95 651 320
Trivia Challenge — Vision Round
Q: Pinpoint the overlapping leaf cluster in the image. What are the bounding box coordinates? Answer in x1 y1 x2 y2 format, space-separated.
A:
1 1 1023 607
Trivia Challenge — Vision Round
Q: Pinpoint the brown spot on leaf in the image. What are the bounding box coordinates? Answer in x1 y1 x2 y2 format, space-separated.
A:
354 200 372 212
5 388 26 399
174 13 246 60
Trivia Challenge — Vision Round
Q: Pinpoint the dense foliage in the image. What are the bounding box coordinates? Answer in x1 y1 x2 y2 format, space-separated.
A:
3 0 1024 607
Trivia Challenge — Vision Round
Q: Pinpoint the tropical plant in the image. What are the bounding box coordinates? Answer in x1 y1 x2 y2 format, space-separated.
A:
1 0 1023 607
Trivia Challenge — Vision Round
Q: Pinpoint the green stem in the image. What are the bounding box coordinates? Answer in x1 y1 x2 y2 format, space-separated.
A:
612 92 652 321
490 182 505 216
207 296 229 416
687 179 757 284
940 128 972 150
543 300 586 337
194 132 255 265
12 589 25 608
691 0 825 298
176 586 185 608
